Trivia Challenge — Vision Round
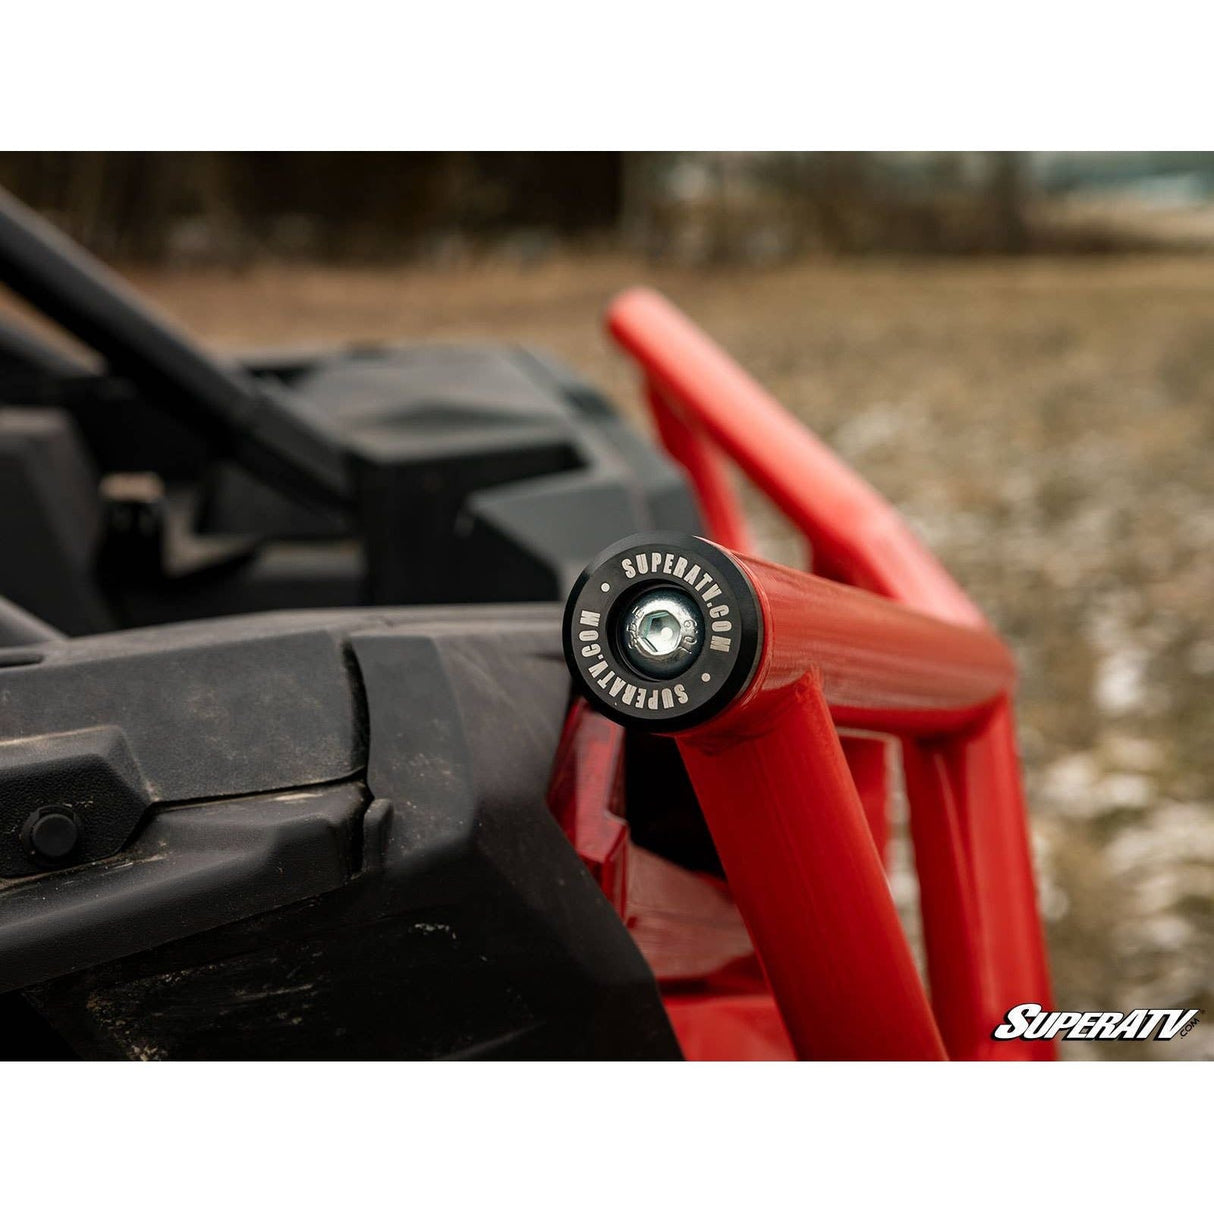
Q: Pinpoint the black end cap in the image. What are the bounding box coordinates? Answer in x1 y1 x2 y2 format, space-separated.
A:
562 532 762 733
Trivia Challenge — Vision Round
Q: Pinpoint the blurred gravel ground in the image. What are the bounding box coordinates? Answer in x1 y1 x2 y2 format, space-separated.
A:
117 254 1214 1060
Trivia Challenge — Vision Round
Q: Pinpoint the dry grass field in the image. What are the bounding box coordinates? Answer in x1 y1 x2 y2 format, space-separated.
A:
102 253 1214 1058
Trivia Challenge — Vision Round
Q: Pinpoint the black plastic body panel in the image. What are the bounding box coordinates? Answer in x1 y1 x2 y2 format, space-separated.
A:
1 339 700 632
0 203 695 1058
0 408 112 634
0 606 680 1060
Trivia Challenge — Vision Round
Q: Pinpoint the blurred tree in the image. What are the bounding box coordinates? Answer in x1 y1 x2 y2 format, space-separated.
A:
0 150 1150 266
989 151 1028 254
0 152 626 264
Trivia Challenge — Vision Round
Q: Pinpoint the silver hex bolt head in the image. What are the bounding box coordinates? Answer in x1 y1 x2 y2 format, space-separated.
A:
620 589 703 678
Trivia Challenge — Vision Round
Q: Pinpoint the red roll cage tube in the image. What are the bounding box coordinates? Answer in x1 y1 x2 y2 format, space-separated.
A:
551 288 1055 1060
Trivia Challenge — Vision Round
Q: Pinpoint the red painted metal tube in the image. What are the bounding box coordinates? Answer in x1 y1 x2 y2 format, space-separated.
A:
840 734 890 866
605 289 1056 1060
678 675 945 1060
727 562 1044 1057
647 382 754 553
672 548 1009 1060
928 706 1056 1059
719 551 1014 736
608 287 981 626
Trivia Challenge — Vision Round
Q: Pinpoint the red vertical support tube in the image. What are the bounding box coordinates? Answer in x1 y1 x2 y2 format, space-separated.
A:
934 704 1056 1060
678 678 945 1061
905 710 1056 1061
901 736 993 1059
840 734 890 864
646 380 754 553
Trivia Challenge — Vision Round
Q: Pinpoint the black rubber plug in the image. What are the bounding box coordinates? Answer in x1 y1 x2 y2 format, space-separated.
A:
21 806 80 865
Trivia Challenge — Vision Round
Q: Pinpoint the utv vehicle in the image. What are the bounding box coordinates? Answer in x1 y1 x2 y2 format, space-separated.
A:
0 188 1053 1060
